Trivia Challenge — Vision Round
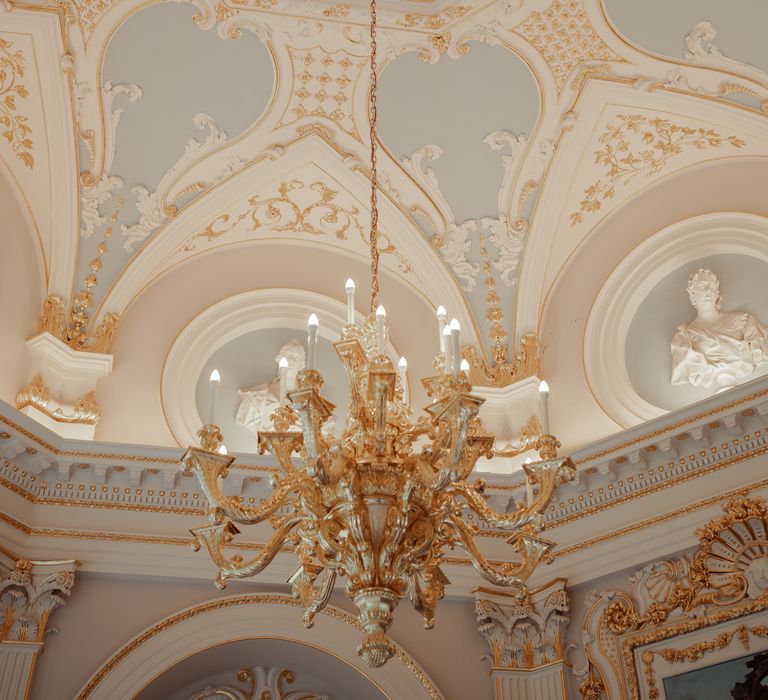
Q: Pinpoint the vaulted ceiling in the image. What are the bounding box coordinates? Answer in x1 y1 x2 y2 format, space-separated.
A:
2 0 768 451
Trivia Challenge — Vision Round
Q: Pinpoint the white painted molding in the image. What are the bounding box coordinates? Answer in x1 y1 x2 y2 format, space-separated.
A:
26 333 113 404
75 594 444 700
584 213 768 427
161 288 404 447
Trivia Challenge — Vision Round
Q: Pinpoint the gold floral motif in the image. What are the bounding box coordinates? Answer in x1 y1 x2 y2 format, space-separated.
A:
397 5 469 29
494 415 543 458
570 114 745 226
578 672 605 700
214 1 239 21
322 3 350 17
0 38 34 168
182 179 412 273
15 373 102 425
281 47 366 139
641 624 768 699
429 34 451 56
515 0 619 93
462 333 541 388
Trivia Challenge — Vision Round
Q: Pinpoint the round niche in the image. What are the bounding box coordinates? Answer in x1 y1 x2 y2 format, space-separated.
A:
626 253 768 413
584 213 768 427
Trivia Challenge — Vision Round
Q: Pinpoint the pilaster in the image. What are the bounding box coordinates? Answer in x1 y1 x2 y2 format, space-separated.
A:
475 578 569 700
0 554 78 700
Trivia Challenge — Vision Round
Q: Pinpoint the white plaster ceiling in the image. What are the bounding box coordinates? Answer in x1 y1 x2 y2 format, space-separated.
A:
2 0 768 453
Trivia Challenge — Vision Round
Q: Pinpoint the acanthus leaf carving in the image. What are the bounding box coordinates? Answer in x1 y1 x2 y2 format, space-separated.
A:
0 37 34 169
483 215 524 288
440 219 480 292
121 112 241 252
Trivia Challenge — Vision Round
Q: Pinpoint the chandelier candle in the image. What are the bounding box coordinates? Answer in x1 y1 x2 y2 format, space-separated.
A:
449 319 461 375
346 279 355 325
437 306 447 353
307 314 319 370
207 369 221 425
539 380 551 435
398 356 407 389
443 326 453 371
375 305 386 356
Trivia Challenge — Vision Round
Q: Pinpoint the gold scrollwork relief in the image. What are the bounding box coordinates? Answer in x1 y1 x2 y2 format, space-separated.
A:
570 114 745 227
462 333 541 388
15 373 102 425
182 178 412 272
579 496 768 700
396 6 470 30
37 295 119 354
0 37 34 168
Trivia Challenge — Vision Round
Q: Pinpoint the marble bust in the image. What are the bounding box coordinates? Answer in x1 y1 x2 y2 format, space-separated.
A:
235 339 305 434
671 268 768 391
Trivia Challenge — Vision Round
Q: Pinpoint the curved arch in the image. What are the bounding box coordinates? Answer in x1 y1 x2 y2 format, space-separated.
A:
162 288 406 447
95 135 479 345
75 593 444 700
584 212 768 426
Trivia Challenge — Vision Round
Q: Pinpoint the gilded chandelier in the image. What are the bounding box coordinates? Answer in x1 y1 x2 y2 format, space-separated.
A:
183 0 575 668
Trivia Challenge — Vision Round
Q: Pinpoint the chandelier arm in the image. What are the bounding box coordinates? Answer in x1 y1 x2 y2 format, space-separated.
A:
378 478 417 578
446 516 527 588
197 515 303 587
192 456 305 525
298 567 337 628
446 480 548 531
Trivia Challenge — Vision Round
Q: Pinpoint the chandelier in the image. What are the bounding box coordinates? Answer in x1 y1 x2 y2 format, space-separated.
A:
183 0 575 668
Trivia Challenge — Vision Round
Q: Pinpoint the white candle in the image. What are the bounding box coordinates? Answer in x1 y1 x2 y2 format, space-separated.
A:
443 326 453 372
218 444 228 455
345 278 355 325
208 368 221 425
307 314 319 370
524 457 533 506
539 380 550 435
398 356 407 391
460 358 470 375
376 305 386 356
450 318 461 376
278 356 288 407
437 305 448 352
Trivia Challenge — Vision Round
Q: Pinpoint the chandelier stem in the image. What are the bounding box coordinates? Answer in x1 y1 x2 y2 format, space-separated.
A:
368 0 380 314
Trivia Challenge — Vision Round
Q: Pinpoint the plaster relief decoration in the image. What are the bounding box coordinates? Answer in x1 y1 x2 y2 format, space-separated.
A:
0 37 34 168
186 666 327 700
570 114 746 227
576 496 768 700
0 557 77 643
515 0 620 93
80 82 142 238
671 269 768 393
279 47 367 139
122 112 243 252
15 373 101 425
235 338 333 437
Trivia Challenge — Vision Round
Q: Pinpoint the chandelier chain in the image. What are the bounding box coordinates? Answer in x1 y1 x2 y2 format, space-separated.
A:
368 0 379 314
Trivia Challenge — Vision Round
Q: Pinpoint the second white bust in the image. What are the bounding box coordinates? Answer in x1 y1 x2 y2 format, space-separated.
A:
235 338 305 434
671 268 768 392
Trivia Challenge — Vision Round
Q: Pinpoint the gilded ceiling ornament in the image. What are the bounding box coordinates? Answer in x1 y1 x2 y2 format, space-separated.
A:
15 373 102 425
515 0 620 93
185 666 326 700
396 5 470 30
462 333 541 388
280 47 366 140
494 414 542 458
322 3 350 18
0 37 34 168
569 114 745 227
183 178 411 272
579 496 768 700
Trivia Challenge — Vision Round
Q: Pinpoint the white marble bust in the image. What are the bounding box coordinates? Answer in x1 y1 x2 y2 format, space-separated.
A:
671 268 768 392
235 339 305 434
